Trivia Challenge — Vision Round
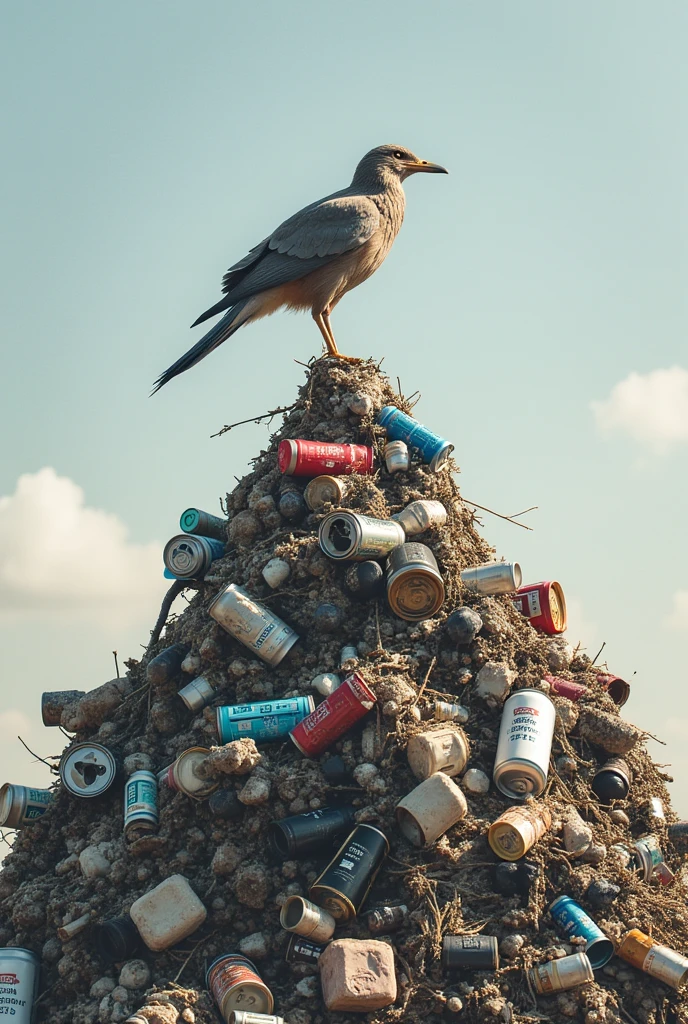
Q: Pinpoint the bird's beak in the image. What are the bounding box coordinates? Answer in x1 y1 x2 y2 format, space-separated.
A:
401 159 449 175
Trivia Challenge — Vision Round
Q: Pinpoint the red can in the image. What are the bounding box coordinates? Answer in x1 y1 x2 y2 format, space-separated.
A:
290 672 377 757
596 673 630 707
545 676 588 702
278 439 374 478
513 581 567 635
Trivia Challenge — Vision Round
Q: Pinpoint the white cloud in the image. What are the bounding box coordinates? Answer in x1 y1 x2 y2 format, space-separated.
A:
591 366 688 453
667 591 688 630
0 468 167 621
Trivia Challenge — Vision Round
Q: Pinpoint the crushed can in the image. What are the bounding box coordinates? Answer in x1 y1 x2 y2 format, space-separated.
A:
442 935 499 971
60 742 118 798
319 511 405 561
290 673 376 757
393 500 447 536
529 952 594 994
124 770 158 836
488 803 552 861
180 507 228 541
512 581 567 634
157 747 218 800
163 534 226 579
209 583 299 666
549 896 614 968
303 475 349 511
377 406 453 472
309 823 389 921
278 439 374 477
0 947 40 1023
460 561 522 595
206 954 274 1019
493 689 556 799
384 440 410 473
285 934 325 964
0 784 54 828
386 542 445 621
217 696 314 745
617 929 688 990
634 835 666 881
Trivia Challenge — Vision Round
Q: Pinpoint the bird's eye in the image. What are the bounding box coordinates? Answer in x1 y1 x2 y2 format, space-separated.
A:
393 151 404 159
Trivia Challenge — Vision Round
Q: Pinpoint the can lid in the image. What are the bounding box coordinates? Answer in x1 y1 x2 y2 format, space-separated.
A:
0 784 13 826
60 743 117 798
429 442 454 473
548 581 567 632
278 439 298 475
488 821 526 861
179 508 201 533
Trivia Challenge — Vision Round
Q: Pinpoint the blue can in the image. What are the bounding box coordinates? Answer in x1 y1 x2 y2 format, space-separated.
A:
377 406 453 472
549 895 614 968
217 696 315 744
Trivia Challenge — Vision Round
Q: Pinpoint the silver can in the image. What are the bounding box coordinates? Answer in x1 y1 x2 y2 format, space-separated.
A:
208 584 299 666
178 676 216 712
394 500 447 536
0 947 40 1023
0 784 53 828
124 770 158 835
319 511 405 561
384 440 410 474
434 701 469 724
279 895 336 942
460 561 522 595
163 534 225 579
493 689 556 799
60 742 117 798
303 475 348 512
529 952 594 994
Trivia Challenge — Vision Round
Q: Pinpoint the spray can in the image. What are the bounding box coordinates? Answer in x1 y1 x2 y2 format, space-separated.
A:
493 689 556 799
633 835 666 881
544 676 589 702
434 702 469 724
208 584 299 666
309 824 389 921
377 406 453 472
278 439 374 477
549 896 614 968
0 948 40 1024
617 929 688 990
163 534 226 579
124 771 158 836
179 507 228 541
460 562 522 595
529 952 594 994
512 581 567 634
319 512 405 561
217 696 314 745
0 784 54 828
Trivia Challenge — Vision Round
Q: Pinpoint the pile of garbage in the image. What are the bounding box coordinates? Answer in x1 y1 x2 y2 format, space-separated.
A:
1 357 687 1024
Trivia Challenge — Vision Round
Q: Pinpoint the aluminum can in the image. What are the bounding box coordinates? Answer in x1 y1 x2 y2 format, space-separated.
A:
217 696 314 745
668 821 688 856
406 727 470 781
529 952 594 994
157 747 218 800
290 673 376 758
442 935 499 971
206 954 274 1019
591 758 631 802
269 806 356 858
309 824 389 921
512 581 566 634
634 835 665 881
230 1015 285 1024
340 645 359 667
488 803 552 861
60 742 117 798
365 904 408 934
303 475 348 511
384 440 410 473
596 672 630 707
461 561 522 595
284 934 325 964
394 500 447 536
549 896 614 968
319 511 405 561
41 689 85 727
124 770 158 834
209 584 299 666
395 772 467 847
0 784 53 828
279 896 336 942
178 675 216 712
434 701 469 724
386 542 445 621
164 534 225 579
0 947 40 1023
617 929 688 990
377 406 453 472
180 507 227 541
278 439 374 477
95 917 142 962
493 689 556 799
544 675 588 702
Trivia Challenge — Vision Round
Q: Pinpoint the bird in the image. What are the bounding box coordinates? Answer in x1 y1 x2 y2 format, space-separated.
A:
152 144 448 393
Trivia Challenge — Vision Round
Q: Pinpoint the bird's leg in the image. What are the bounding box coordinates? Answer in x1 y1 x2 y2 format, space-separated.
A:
321 308 362 364
313 312 339 357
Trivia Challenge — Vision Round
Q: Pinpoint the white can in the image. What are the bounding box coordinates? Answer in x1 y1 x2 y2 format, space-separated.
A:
395 772 467 847
208 584 299 666
460 561 522 595
0 948 40 1023
393 500 447 536
493 689 556 799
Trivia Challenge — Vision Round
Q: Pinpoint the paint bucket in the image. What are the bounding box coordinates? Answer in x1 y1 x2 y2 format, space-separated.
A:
406 727 469 780
209 584 299 666
488 803 552 861
493 689 556 799
386 542 445 621
395 772 467 848
290 673 376 758
460 562 522 595
512 581 567 634
278 439 374 477
309 824 389 921
319 512 405 561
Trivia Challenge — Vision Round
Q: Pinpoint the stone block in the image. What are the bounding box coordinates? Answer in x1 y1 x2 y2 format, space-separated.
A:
319 938 397 1011
129 874 206 952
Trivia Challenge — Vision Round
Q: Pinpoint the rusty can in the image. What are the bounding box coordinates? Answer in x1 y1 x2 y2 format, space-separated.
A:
157 747 218 800
164 534 226 579
386 542 445 621
290 672 377 758
178 676 216 712
206 954 274 1019
529 952 594 994
377 406 453 472
493 689 556 799
488 803 552 861
218 696 314 745
60 742 118 798
512 581 567 634
0 947 40 1024
384 440 410 473
124 771 158 835
393 500 447 536
544 676 589 702
209 583 299 666
285 934 325 964
406 727 469 780
41 689 85 727
303 475 349 511
0 784 54 828
279 895 336 942
309 823 389 921
365 904 408 934
596 672 630 707
461 561 522 595
319 511 405 561
278 439 374 477
179 507 228 541
617 929 688 990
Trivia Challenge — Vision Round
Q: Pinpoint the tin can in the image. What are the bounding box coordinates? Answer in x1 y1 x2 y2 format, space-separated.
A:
617 929 688 990
394 500 447 536
217 696 314 745
41 689 85 727
591 758 631 802
668 821 688 856
512 581 566 634
395 772 467 847
544 676 588 702
442 935 499 971
634 835 665 881
549 896 614 968
157 747 218 800
280 895 336 942
0 784 53 828
461 561 522 595
269 806 356 858
180 507 228 541
344 561 385 600
206 954 274 1019
0 947 40 1024
95 917 142 962
340 645 359 667
230 1014 285 1024
290 673 377 758
493 689 556 799
384 440 410 473
406 727 469 781
319 512 405 561
146 642 188 685
529 952 594 994
60 742 117 798
596 672 630 707
178 676 216 712
365 904 408 935
124 770 158 834
278 439 374 477
386 543 445 621
303 475 349 511
309 823 389 921
285 934 325 964
163 534 226 579
434 702 469 724
209 584 299 666
377 406 453 472
488 803 552 861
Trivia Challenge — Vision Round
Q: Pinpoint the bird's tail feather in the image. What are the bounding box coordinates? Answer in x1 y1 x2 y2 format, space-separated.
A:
151 299 252 394
190 293 233 328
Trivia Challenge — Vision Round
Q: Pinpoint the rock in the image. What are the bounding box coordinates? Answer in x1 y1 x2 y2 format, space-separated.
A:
577 707 642 755
208 789 244 821
547 639 574 673
562 811 593 857
556 755 577 776
181 653 201 674
499 934 525 959
461 768 490 795
475 661 516 702
90 978 116 998
555 701 579 732
238 770 271 806
610 809 630 826
111 986 129 1002
353 764 386 794
447 997 464 1013
234 863 270 909
196 739 261 777
445 607 483 645
262 558 290 588
581 843 607 865
312 672 341 697
146 645 188 685
123 753 153 775
239 931 269 959
62 677 132 731
279 490 308 522
347 393 373 416
586 878 621 910
211 844 243 876
55 853 79 876
129 875 207 952
229 510 261 547
319 939 397 1011
118 960 151 990
80 846 112 879
313 603 343 632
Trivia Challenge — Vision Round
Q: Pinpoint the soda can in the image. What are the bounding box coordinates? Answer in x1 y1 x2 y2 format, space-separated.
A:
488 803 552 861
319 511 405 561
0 947 40 1024
377 406 453 472
365 904 408 935
41 689 85 727
617 929 688 990
290 673 377 758
217 696 314 745
434 701 469 724
157 747 218 800
634 835 665 881
596 672 630 707
384 440 410 474
668 821 688 856
395 772 467 847
60 742 118 798
0 784 53 828
230 1014 285 1024
493 689 556 799
460 561 522 595
549 896 614 968
124 770 158 835
206 954 274 1019
280 895 336 942
386 543 445 621
591 758 631 802
406 727 470 781
529 952 594 994
269 806 356 858
209 583 299 666
393 500 447 536
309 823 389 921
512 581 567 634
544 676 588 702
442 935 499 971
180 507 228 541
164 535 225 580
278 439 374 477
178 676 216 712
285 934 325 964
303 475 349 512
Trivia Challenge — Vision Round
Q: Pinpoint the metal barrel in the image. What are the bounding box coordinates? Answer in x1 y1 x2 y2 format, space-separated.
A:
0 783 54 828
179 507 228 541
549 896 614 968
377 406 453 472
217 696 314 745
493 689 555 799
442 935 499 971
460 561 522 595
269 806 356 858
319 511 405 561
164 534 225 579
386 542 445 621
60 742 118 798
208 584 299 666
309 824 389 921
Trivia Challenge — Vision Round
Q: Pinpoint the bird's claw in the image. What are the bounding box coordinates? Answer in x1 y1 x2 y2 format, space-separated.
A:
332 354 363 364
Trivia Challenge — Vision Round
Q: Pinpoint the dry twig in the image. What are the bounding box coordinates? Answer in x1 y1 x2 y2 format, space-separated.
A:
211 404 295 438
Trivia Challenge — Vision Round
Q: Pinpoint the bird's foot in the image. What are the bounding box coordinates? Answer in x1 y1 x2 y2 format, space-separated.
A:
331 353 363 364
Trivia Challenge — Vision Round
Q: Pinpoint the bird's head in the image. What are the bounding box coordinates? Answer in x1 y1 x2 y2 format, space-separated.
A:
353 144 449 186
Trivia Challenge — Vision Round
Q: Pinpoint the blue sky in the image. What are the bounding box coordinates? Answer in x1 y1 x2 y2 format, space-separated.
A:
2 1 688 811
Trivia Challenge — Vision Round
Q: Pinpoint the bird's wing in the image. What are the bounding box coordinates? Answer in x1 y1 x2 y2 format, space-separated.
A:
268 194 380 259
221 238 270 294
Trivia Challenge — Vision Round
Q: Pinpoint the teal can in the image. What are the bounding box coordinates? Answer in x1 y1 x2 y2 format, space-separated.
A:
0 784 53 828
549 895 614 968
179 507 228 542
217 696 315 744
124 770 158 835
